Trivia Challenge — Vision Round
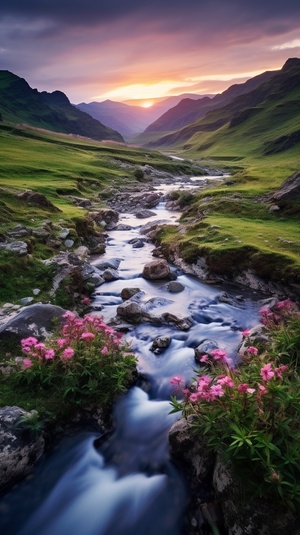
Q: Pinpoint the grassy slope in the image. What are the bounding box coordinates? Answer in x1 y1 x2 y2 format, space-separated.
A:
0 123 204 304
151 81 300 288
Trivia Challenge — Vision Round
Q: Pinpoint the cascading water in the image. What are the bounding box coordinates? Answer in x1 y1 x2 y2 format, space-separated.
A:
0 175 261 535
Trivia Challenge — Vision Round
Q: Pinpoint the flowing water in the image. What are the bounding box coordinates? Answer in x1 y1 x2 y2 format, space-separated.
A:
0 176 262 535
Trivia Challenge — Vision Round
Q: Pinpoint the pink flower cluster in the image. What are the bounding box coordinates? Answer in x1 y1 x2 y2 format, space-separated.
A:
170 356 289 404
199 348 232 367
20 312 123 369
260 300 298 327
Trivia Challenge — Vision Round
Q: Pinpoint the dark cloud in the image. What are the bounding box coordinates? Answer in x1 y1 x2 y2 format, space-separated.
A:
1 0 300 27
0 0 299 102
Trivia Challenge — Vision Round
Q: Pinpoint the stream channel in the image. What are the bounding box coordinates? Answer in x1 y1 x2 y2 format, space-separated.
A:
1 174 262 535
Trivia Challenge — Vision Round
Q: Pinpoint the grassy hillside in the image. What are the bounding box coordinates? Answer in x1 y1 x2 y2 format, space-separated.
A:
142 60 300 292
0 71 123 142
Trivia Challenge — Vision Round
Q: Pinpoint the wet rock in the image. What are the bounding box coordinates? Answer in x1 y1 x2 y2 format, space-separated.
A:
150 335 171 354
121 288 141 300
93 258 121 270
74 246 90 259
0 303 66 345
135 210 156 219
142 297 174 312
150 312 194 331
92 209 119 230
132 240 145 248
102 268 120 282
142 259 171 280
116 224 132 231
116 301 143 323
218 292 236 305
19 297 34 305
194 339 219 362
167 281 185 293
0 406 45 490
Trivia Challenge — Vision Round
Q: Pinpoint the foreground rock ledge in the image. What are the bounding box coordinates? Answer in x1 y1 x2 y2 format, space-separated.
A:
169 417 300 535
0 406 45 490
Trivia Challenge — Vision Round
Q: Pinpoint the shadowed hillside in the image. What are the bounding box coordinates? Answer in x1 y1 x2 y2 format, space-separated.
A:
0 71 124 142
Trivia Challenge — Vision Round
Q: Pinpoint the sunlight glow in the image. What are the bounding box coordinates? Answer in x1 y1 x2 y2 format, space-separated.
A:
93 81 191 101
141 101 154 108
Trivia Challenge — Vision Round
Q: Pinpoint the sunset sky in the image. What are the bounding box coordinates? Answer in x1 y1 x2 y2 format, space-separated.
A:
0 0 300 105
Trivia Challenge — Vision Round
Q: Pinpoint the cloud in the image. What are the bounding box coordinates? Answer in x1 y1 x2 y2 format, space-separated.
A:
272 39 300 50
0 1 299 102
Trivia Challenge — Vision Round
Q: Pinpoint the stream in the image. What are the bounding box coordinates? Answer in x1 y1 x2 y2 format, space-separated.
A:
0 174 262 535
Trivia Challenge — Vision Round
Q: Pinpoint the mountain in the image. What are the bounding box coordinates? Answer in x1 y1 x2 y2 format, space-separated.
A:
144 58 300 156
138 69 276 142
0 71 124 142
76 94 208 139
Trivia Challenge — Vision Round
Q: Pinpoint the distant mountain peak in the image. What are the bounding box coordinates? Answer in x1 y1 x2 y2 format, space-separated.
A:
282 57 300 71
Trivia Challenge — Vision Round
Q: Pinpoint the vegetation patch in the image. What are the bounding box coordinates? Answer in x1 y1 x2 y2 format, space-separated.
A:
170 300 300 508
0 312 137 424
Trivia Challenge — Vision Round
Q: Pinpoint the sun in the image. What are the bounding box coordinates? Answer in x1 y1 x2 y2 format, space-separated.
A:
140 101 154 108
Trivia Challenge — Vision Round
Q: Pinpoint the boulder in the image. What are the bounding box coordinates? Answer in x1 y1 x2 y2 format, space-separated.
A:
6 225 31 239
0 303 66 345
93 258 121 270
167 281 185 293
213 456 300 535
18 190 60 212
116 301 143 323
135 210 156 219
0 406 45 490
194 339 219 363
102 268 120 282
121 288 141 300
142 259 171 280
271 170 300 204
0 241 28 256
91 209 119 230
150 335 171 354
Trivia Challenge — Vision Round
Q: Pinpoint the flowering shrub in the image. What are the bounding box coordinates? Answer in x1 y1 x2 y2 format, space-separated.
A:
170 300 300 508
13 312 137 418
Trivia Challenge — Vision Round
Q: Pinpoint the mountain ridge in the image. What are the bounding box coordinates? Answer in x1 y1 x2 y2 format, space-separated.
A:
0 71 124 142
143 58 300 156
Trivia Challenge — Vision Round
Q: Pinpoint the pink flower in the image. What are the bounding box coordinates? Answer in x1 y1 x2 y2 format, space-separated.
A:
241 329 251 337
276 299 292 310
62 347 75 360
275 365 289 378
45 349 55 360
238 383 255 394
101 346 109 355
21 337 38 347
56 338 67 348
210 348 227 361
189 393 199 402
81 297 90 305
200 354 209 363
34 343 46 351
80 332 95 341
209 384 224 398
113 338 121 345
217 375 235 387
260 363 275 381
170 376 183 385
246 346 258 355
62 311 76 320
22 358 33 368
258 384 268 395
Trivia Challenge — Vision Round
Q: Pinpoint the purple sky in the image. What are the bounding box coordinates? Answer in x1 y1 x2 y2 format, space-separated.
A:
0 0 299 104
